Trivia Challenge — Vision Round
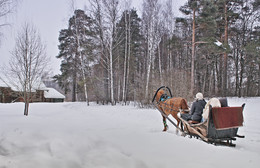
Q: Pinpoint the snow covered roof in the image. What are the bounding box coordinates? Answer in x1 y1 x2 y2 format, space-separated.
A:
0 76 47 92
44 88 65 99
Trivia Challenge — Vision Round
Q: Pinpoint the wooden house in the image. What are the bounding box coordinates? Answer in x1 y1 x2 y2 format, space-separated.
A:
0 79 65 103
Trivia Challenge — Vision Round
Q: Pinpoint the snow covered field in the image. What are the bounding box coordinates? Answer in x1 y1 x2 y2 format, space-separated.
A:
0 98 260 168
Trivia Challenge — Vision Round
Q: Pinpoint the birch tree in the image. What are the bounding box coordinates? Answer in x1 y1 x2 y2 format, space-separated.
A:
162 0 174 86
104 0 120 105
142 0 162 102
89 0 120 105
89 0 109 103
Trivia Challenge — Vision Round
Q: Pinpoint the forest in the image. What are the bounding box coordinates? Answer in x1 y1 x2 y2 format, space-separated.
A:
53 0 260 105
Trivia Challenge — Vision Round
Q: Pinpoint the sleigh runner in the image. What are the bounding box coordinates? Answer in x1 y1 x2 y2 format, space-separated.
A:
152 86 245 147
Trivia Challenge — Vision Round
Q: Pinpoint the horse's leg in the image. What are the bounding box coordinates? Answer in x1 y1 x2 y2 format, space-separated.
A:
176 118 181 134
172 113 181 134
162 115 168 131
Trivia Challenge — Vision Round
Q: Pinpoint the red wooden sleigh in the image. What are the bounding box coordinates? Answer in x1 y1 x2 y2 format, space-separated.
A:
152 86 245 147
179 98 245 147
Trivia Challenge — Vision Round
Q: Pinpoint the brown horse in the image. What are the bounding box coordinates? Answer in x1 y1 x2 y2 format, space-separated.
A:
155 89 189 131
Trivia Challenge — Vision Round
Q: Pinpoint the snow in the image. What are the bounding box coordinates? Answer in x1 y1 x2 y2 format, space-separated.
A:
214 40 222 47
0 98 260 168
44 88 65 99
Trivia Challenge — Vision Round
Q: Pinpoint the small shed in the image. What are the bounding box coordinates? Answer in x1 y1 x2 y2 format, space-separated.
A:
44 88 65 102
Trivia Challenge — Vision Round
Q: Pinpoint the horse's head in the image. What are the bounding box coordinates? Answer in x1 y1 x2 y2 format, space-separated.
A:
155 89 165 102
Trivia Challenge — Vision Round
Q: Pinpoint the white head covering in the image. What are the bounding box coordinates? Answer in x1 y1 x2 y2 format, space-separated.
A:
195 92 203 100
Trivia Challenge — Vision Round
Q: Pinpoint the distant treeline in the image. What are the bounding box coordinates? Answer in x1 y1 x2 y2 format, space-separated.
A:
54 0 260 105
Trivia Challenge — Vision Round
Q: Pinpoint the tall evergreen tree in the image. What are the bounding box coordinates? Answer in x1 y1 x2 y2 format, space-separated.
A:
55 9 95 102
116 9 143 104
195 0 219 96
179 0 204 96
215 0 242 96
229 0 260 97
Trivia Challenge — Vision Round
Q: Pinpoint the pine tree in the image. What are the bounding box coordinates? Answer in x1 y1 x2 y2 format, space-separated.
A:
116 9 143 104
195 0 219 96
55 9 95 102
179 0 202 97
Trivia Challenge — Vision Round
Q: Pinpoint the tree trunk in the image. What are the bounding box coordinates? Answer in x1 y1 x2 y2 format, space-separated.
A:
158 43 163 85
145 17 154 101
238 53 244 97
117 78 120 102
235 47 239 96
83 75 89 105
126 11 131 104
24 93 29 116
24 102 29 116
223 2 228 96
78 49 89 104
122 11 128 103
145 47 152 101
104 69 109 104
109 41 114 105
72 71 77 102
169 50 173 90
191 8 196 96
145 35 153 101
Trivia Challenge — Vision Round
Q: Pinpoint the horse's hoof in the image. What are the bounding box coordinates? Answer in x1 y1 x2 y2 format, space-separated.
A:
175 130 179 134
163 127 168 132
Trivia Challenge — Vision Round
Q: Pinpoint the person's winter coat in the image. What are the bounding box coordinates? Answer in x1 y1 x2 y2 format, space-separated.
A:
190 99 207 122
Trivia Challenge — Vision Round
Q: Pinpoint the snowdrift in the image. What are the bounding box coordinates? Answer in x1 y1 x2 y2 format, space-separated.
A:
0 98 260 168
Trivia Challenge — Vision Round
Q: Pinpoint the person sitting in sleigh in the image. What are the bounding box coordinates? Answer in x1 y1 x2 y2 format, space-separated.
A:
181 92 206 124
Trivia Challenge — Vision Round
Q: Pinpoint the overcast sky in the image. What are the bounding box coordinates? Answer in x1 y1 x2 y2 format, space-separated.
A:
0 0 186 76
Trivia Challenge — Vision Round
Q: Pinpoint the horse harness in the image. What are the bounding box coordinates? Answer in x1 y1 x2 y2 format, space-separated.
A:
159 93 170 102
157 95 181 113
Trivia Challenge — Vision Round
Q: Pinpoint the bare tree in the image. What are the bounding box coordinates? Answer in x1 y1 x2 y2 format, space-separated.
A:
5 23 48 115
104 0 119 105
162 0 175 88
89 0 120 105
